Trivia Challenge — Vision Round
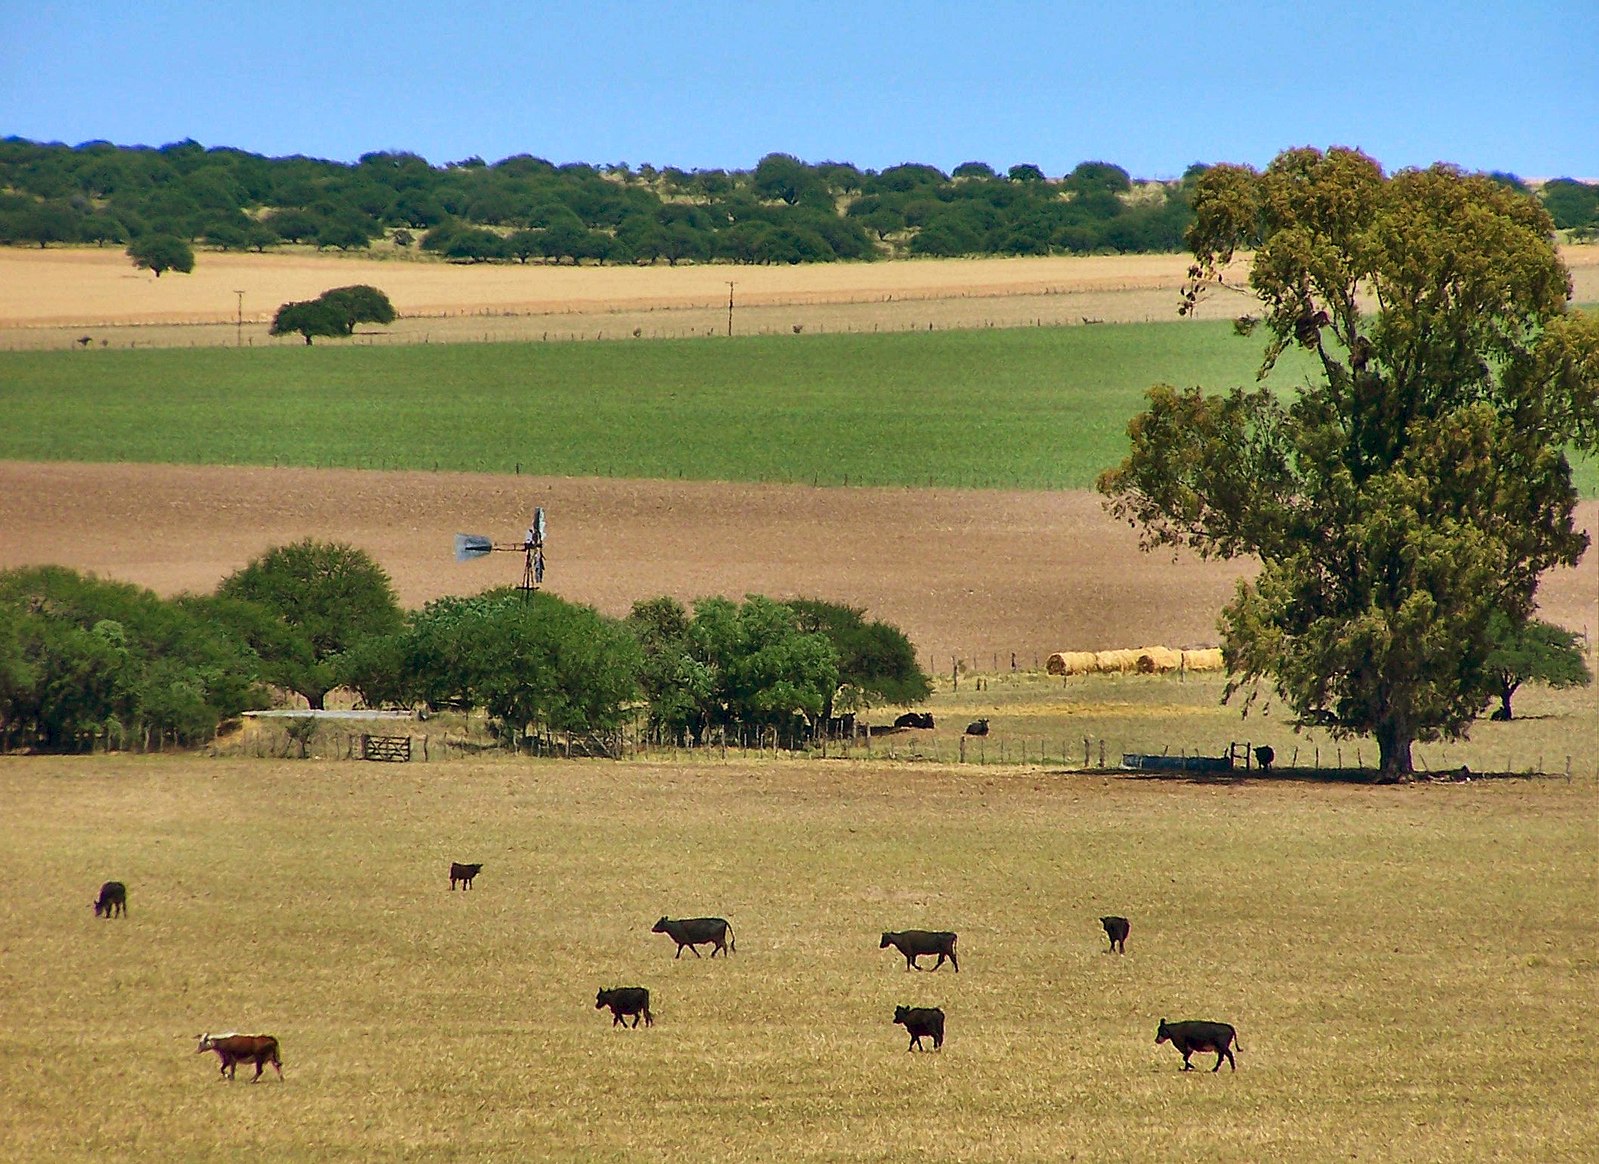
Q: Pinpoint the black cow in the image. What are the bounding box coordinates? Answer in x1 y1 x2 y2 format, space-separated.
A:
880 930 959 973
596 987 653 1028
652 916 735 958
93 881 126 918
894 712 935 730
1100 915 1129 954
964 718 989 736
893 1005 945 1051
449 862 482 890
1156 1018 1239 1072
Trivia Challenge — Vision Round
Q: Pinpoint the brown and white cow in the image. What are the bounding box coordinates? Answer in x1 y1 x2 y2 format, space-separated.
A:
195 1032 283 1081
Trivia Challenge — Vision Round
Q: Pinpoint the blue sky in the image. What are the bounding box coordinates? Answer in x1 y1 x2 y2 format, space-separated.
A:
4 1 1595 180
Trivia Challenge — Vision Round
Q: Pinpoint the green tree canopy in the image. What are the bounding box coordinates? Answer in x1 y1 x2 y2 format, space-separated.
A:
320 284 396 333
344 589 642 744
785 598 932 715
216 539 402 710
1098 147 1599 780
1482 614 1591 720
269 297 346 345
0 566 265 751
126 233 195 276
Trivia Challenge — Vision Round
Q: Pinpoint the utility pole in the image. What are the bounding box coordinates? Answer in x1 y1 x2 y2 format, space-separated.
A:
233 290 245 348
726 281 735 337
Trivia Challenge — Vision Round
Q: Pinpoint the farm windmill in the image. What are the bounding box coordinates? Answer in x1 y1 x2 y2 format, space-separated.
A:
455 507 546 592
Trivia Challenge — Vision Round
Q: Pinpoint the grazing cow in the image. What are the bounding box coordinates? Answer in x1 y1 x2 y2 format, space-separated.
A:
449 862 483 890
893 712 935 730
92 881 126 918
652 916 735 958
1156 1018 1239 1072
893 1005 945 1051
595 987 653 1028
195 1032 283 1081
880 930 959 973
964 718 989 736
1100 915 1129 954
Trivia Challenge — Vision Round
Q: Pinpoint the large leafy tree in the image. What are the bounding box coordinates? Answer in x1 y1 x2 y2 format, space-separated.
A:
0 566 265 751
1482 614 1591 721
785 598 932 718
1098 147 1599 780
217 540 402 710
269 298 346 345
127 233 195 277
343 589 641 743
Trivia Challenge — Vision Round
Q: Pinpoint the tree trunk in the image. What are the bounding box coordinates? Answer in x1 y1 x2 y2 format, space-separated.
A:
1374 717 1414 783
306 690 327 711
1496 681 1517 721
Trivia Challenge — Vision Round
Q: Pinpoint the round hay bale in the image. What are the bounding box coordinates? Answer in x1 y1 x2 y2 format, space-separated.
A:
1138 646 1183 673
1094 648 1140 673
1182 648 1225 672
1048 651 1098 676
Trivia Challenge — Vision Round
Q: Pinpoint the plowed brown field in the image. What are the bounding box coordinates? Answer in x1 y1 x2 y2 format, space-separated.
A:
1 461 1593 668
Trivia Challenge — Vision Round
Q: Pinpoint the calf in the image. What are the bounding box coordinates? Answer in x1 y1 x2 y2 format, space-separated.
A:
652 915 735 958
92 881 126 918
449 862 483 890
893 1005 945 1051
595 987 653 1028
880 930 959 973
1100 915 1129 954
964 718 989 736
1156 1018 1239 1072
195 1032 283 1081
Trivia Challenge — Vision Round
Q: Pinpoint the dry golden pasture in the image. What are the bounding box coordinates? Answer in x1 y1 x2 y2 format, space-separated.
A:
2 755 1594 1163
4 243 1597 350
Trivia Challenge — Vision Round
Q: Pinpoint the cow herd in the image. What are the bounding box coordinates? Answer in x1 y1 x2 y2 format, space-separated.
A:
92 865 1240 1079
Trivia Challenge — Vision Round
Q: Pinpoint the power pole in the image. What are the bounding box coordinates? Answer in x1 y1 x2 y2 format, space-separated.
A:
234 290 245 348
726 281 735 337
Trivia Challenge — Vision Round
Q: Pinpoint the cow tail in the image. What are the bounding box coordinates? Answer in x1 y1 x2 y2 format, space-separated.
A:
728 921 736 953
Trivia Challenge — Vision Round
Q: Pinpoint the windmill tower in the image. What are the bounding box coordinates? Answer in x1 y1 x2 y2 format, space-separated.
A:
455 507 546 592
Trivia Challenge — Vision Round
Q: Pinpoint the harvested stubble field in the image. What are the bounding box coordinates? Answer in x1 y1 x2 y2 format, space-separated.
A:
1 755 1594 1163
3 243 1597 349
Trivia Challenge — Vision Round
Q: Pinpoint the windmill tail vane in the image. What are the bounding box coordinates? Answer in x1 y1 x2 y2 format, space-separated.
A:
454 506 546 592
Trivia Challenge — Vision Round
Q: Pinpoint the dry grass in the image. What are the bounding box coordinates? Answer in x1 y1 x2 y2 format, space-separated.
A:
4 243 1597 350
2 752 1594 1162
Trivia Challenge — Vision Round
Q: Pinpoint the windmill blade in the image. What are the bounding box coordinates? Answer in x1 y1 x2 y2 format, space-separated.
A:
454 533 494 561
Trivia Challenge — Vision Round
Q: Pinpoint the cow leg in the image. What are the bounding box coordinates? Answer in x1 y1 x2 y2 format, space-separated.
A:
251 1059 265 1082
1180 1053 1194 1071
948 952 959 973
687 944 701 958
1219 1047 1235 1072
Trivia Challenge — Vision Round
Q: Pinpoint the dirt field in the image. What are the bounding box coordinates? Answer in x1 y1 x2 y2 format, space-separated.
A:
4 243 1597 349
1 462 1593 670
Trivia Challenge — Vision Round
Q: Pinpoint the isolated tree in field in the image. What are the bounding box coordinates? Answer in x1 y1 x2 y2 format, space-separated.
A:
217 540 402 710
269 298 346 345
1098 147 1599 781
320 284 396 334
1482 614 1591 720
127 233 194 277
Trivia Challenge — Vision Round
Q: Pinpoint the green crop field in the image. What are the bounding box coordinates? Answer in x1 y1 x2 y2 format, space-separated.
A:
2 751 1593 1163
2 322 1328 490
7 322 1594 495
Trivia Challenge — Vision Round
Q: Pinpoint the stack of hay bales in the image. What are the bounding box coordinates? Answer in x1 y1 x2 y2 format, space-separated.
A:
1046 646 1226 675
